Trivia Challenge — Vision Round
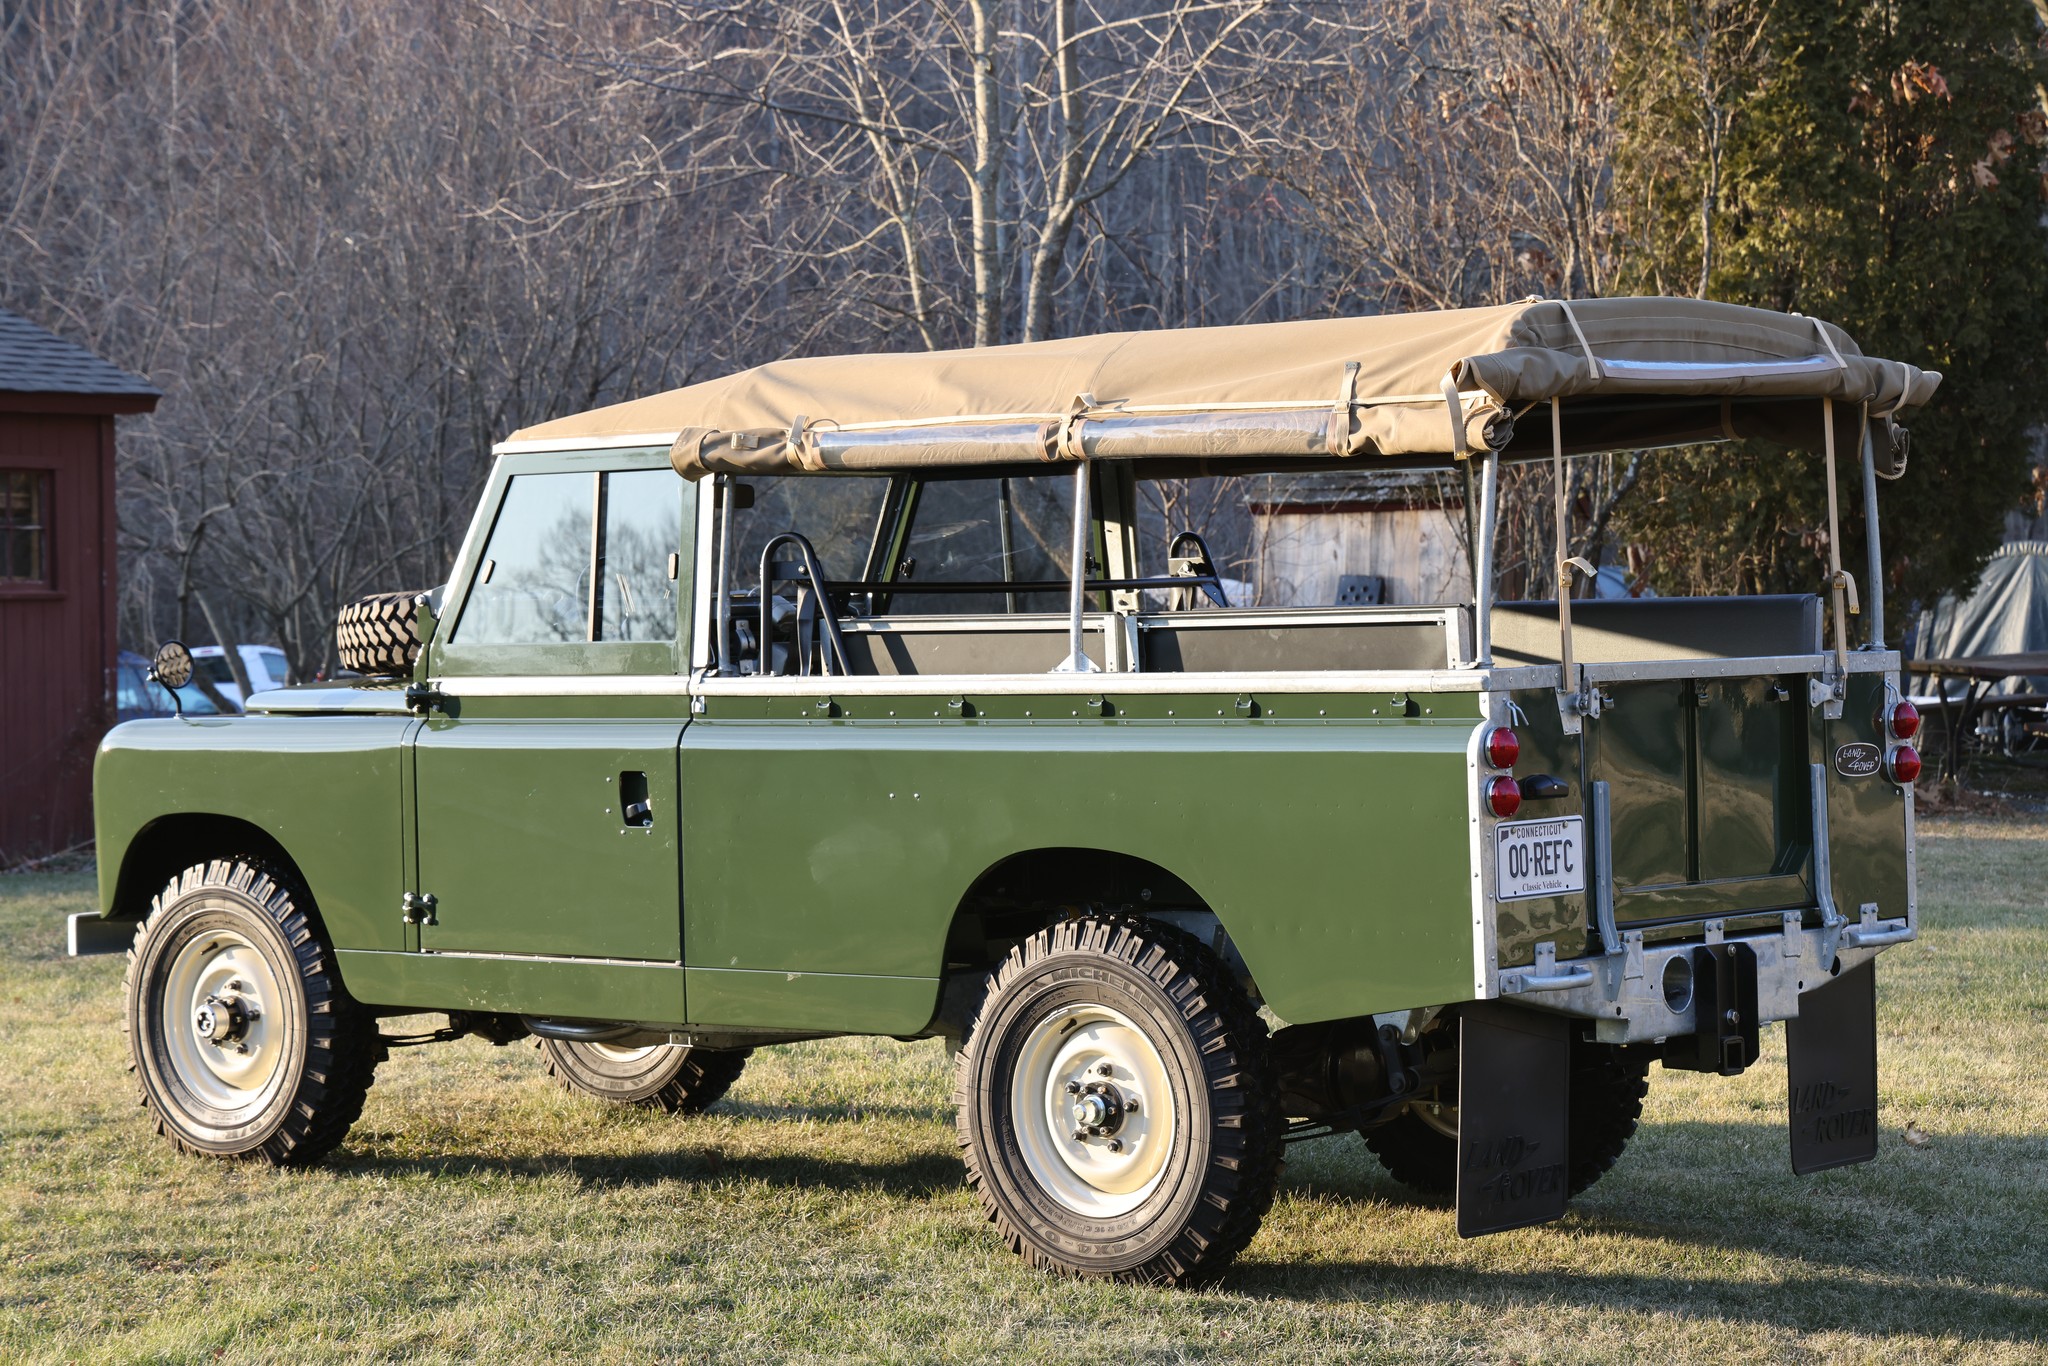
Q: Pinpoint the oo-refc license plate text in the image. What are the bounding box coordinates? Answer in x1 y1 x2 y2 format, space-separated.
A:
1495 817 1586 900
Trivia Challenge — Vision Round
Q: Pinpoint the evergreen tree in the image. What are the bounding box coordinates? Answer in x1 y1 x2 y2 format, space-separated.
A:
1608 0 2048 631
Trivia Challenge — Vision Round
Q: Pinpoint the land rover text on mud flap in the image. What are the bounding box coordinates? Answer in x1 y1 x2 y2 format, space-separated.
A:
96 297 1936 1284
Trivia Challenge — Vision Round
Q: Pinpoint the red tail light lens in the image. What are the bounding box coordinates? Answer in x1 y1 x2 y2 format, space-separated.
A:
1484 726 1520 770
1887 745 1922 785
1889 700 1921 741
1487 776 1522 818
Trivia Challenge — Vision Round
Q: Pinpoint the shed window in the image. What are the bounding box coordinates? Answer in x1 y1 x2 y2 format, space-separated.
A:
1 470 49 586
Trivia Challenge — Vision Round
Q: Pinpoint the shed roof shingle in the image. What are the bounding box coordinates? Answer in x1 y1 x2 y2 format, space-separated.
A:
0 308 160 398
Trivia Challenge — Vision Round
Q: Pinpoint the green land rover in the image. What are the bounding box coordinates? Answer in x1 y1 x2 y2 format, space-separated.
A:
95 297 1937 1284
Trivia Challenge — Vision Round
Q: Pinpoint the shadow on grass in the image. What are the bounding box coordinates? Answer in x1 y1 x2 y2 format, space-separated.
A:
1254 1118 2048 1343
335 1141 965 1201
714 1099 953 1125
1229 1256 2047 1345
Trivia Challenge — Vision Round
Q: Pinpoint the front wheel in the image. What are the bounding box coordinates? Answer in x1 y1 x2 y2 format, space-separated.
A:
537 1038 749 1114
123 858 381 1165
955 915 1283 1286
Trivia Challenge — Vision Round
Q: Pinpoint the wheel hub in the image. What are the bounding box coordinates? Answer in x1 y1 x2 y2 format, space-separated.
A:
1069 1081 1127 1137
195 991 255 1046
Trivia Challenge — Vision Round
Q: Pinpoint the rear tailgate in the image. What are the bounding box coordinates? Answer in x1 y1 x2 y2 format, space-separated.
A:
1488 598 1912 968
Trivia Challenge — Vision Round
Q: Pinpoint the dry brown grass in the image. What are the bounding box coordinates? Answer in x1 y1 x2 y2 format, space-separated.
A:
2 815 2043 1363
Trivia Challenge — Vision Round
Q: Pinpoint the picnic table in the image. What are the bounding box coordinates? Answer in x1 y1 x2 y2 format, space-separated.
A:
1905 651 2048 782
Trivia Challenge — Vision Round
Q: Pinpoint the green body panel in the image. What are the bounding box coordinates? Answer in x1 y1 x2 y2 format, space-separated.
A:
337 949 685 1022
1821 671 1912 921
1494 663 1909 970
412 710 685 961
95 712 414 953
679 709 1480 1031
684 967 941 1034
1591 674 1816 925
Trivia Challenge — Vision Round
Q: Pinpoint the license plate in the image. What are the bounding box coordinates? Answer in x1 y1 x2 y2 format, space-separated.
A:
1495 817 1586 900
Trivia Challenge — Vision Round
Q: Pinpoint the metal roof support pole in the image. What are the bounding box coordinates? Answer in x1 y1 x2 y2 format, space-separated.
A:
1473 449 1499 669
1859 411 1886 648
1820 397 1858 679
1053 459 1101 673
715 474 737 676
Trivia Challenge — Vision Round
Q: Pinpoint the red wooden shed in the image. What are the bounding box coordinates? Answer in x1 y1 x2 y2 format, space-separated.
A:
0 309 159 864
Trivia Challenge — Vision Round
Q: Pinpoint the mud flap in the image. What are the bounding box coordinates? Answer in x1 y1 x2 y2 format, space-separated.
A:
1455 1003 1571 1237
1786 959 1880 1174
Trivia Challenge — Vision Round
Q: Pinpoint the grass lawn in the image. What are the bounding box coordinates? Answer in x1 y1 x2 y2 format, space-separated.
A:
3 817 2044 1364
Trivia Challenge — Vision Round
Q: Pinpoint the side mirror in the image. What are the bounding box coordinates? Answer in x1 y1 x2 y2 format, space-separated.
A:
147 640 194 716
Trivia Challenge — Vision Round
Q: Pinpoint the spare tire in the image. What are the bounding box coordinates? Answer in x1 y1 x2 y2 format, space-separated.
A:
335 590 424 676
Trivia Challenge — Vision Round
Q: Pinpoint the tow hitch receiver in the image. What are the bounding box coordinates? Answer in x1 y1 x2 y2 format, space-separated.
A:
1786 960 1879 1174
1666 943 1761 1075
1456 1003 1570 1237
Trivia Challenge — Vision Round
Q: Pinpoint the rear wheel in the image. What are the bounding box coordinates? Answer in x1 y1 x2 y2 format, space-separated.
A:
955 915 1283 1286
124 858 381 1165
538 1038 749 1114
1362 1033 1651 1198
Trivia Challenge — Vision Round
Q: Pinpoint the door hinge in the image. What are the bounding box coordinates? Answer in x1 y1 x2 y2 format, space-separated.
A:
402 891 438 926
404 683 445 716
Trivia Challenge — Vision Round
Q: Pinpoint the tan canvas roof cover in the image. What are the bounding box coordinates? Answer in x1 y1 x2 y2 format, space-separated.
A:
504 296 1941 479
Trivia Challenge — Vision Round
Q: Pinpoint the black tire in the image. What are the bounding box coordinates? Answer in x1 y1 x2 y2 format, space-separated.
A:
537 1038 750 1114
955 915 1284 1286
1362 1034 1651 1199
123 858 381 1166
335 590 424 676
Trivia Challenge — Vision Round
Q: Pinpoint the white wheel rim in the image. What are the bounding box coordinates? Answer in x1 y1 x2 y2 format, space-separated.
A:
1009 1004 1176 1218
159 928 287 1116
585 1041 666 1064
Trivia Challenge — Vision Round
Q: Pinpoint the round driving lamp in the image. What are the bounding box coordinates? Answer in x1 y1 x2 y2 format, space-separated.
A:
1484 726 1520 770
1887 744 1922 786
1486 776 1522 818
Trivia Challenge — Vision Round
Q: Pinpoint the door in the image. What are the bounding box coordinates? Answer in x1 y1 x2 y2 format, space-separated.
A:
413 457 692 962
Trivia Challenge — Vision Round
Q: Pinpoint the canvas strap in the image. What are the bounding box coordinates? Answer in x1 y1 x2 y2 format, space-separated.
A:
1327 361 1360 457
1553 397 1595 691
1555 298 1603 381
1441 371 1469 458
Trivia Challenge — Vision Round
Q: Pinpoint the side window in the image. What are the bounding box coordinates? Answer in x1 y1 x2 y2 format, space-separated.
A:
456 472 595 645
725 475 889 585
1 469 50 587
598 469 680 643
891 474 1072 614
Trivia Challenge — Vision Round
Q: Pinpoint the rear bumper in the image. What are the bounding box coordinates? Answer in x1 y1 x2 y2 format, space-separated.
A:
1495 905 1911 1045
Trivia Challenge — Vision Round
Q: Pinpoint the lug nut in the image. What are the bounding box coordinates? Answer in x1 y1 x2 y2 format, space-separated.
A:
1072 1130 1087 1142
1125 1098 1139 1113
1107 1138 1123 1154
1096 1063 1113 1076
1065 1080 1080 1095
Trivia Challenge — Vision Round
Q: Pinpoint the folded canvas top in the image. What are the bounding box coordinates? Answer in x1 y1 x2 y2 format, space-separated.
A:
502 296 1942 479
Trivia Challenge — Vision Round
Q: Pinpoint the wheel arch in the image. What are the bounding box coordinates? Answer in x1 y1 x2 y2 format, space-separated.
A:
941 846 1256 996
107 814 318 934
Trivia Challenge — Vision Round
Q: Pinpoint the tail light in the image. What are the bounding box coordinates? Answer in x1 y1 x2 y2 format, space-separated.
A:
1486 776 1522 818
1484 726 1520 769
1888 700 1921 741
1887 744 1922 785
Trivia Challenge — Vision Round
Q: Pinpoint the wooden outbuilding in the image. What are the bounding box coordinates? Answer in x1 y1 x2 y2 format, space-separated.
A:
0 309 159 863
